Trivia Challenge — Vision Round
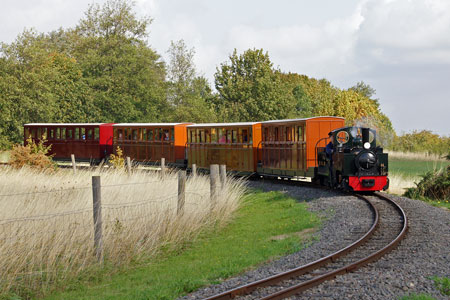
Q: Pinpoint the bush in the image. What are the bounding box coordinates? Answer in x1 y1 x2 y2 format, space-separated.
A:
9 137 55 170
404 166 450 201
109 146 125 169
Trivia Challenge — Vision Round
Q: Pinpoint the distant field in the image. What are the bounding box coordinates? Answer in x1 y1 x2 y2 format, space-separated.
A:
389 158 449 178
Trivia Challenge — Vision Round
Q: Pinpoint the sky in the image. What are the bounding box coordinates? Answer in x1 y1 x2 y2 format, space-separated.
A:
1 0 449 136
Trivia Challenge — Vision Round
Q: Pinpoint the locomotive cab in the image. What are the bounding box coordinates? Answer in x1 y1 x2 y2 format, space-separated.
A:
316 126 389 192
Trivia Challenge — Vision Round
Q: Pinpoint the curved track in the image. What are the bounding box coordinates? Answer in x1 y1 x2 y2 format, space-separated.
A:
205 191 408 300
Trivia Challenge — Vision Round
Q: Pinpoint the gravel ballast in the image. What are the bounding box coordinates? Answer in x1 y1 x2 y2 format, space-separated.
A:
181 180 449 300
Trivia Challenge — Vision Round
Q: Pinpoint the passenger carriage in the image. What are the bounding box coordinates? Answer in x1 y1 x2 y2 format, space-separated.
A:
24 123 114 162
187 122 262 174
112 123 191 166
257 117 345 178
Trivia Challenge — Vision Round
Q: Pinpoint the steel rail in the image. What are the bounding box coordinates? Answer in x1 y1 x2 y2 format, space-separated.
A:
204 195 379 300
260 192 408 300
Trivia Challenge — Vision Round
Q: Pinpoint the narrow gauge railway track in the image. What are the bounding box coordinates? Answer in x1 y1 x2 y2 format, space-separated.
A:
205 192 408 300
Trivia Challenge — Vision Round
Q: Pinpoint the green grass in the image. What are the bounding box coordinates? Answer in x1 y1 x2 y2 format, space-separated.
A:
42 190 320 300
399 294 436 300
390 158 449 178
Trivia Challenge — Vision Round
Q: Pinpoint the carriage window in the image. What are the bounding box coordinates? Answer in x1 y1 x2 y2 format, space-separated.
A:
274 127 279 141
170 128 174 141
61 128 66 139
48 128 54 140
212 128 218 143
75 128 80 140
66 128 73 139
116 129 123 140
286 127 292 142
94 128 100 140
163 129 169 141
205 130 211 143
189 130 194 143
242 129 249 143
232 130 237 143
80 128 86 140
147 129 153 141
87 129 93 140
199 130 205 143
31 128 37 139
142 129 146 141
154 128 160 141
297 126 304 142
55 128 60 139
41 128 47 139
127 128 132 140
218 128 226 143
226 130 232 143
132 129 138 141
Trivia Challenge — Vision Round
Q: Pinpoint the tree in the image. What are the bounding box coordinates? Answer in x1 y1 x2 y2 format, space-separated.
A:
73 0 167 123
350 81 380 107
0 0 169 148
214 48 294 121
165 40 217 122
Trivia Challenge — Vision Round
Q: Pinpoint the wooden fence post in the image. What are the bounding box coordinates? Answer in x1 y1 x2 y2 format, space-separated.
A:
210 164 219 210
71 154 76 174
192 163 197 177
177 171 186 215
219 164 226 189
92 176 103 263
161 158 166 179
126 156 132 176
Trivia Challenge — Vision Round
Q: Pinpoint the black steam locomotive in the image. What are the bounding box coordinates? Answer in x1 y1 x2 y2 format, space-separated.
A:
316 126 389 192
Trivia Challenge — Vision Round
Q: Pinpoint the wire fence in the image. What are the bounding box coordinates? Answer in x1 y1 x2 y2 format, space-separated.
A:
0 162 242 296
0 166 225 248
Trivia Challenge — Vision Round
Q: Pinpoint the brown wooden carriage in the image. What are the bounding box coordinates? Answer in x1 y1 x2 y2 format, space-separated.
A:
24 123 114 162
257 117 345 177
112 123 191 166
187 122 262 173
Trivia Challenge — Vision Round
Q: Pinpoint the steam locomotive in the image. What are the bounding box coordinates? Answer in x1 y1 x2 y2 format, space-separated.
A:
316 126 389 191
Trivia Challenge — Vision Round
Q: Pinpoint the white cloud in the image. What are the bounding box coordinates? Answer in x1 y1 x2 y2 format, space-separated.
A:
357 0 450 64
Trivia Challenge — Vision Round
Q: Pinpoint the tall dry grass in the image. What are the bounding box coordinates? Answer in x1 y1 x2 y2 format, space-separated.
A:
387 150 447 161
387 172 419 195
0 166 246 297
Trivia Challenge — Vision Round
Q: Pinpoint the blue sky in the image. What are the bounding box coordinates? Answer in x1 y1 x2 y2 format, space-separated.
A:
1 0 449 135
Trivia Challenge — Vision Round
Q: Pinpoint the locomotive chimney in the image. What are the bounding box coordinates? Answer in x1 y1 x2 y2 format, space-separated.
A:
362 128 370 144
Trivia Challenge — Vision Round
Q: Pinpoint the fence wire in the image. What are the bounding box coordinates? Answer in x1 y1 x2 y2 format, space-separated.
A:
0 178 212 229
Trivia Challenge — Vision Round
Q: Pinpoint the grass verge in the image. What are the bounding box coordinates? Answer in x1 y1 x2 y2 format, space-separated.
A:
43 190 320 300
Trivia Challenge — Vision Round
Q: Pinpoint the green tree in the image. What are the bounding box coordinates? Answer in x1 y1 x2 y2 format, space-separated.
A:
165 40 217 122
73 0 167 123
214 48 294 122
0 30 93 146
